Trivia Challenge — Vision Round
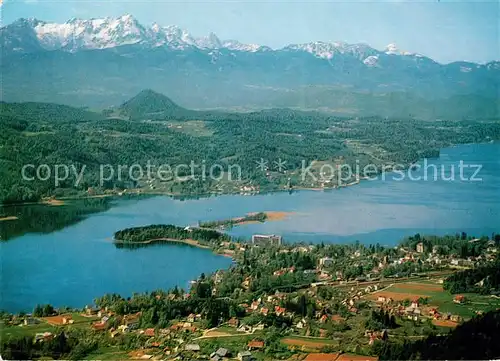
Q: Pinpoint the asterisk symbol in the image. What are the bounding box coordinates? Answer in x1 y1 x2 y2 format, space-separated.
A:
255 158 268 172
273 158 287 172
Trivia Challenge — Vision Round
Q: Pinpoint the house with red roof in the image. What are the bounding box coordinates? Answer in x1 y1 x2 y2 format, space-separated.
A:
247 340 265 350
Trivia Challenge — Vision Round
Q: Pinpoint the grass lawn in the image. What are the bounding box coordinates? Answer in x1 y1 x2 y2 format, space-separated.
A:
70 312 99 324
0 322 55 339
84 346 130 360
214 325 242 334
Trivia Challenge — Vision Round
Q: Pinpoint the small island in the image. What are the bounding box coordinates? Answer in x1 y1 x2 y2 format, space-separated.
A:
199 211 292 230
199 212 267 229
113 224 232 250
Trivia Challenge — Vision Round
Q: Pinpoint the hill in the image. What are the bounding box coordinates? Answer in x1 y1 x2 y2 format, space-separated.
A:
118 89 192 119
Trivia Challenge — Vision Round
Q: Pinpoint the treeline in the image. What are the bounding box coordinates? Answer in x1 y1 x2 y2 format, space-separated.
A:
373 310 500 360
199 212 267 229
113 224 231 245
444 259 500 295
0 329 96 361
400 232 499 257
0 198 111 241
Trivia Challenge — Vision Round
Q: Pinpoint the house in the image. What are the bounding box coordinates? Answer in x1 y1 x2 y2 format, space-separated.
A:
184 344 201 352
260 307 269 316
247 340 265 350
416 242 424 253
118 325 129 333
377 296 386 303
296 320 305 329
34 332 53 343
84 306 98 316
429 308 440 319
228 317 239 327
411 298 420 308
251 300 260 310
319 314 329 323
144 328 155 337
23 317 39 326
187 313 197 322
252 323 265 332
368 329 388 345
319 257 334 267
454 295 466 304
238 324 252 333
238 351 253 361
274 306 286 316
214 348 229 358
123 312 141 330
45 314 73 326
92 322 107 331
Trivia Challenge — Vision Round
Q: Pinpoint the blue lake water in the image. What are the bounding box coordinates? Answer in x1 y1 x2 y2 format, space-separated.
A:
1 142 499 312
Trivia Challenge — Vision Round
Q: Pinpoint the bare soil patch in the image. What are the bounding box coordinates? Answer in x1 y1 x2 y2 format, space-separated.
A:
395 282 443 292
432 319 459 328
367 291 427 302
282 337 334 350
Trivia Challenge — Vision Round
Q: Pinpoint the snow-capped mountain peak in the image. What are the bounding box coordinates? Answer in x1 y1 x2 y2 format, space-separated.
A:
1 13 447 66
30 14 149 51
195 32 222 49
221 40 266 52
2 15 270 53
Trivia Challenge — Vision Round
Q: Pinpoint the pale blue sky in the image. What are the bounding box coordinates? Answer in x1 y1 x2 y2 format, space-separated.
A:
1 0 498 64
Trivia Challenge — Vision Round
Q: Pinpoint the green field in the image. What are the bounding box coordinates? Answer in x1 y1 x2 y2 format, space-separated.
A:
388 283 500 319
84 346 131 360
0 312 99 340
0 321 55 339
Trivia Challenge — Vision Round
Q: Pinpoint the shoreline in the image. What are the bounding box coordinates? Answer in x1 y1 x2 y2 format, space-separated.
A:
113 237 235 259
0 181 367 208
1 140 498 208
0 216 19 222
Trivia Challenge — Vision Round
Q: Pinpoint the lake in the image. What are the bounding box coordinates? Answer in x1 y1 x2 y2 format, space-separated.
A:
1 142 499 312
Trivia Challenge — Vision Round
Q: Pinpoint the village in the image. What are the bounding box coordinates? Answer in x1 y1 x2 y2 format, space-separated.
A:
2 233 499 361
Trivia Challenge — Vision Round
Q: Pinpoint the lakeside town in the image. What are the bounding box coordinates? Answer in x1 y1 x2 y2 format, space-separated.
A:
2 229 499 360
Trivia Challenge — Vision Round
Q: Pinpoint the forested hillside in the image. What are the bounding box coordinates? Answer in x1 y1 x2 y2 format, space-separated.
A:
1 93 500 204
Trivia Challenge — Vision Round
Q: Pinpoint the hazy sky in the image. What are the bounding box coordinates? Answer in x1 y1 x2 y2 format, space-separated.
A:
1 0 498 64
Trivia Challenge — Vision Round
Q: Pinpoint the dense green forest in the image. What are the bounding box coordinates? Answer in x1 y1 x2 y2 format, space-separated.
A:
199 212 267 229
400 232 500 258
374 310 500 360
2 91 500 204
444 260 500 295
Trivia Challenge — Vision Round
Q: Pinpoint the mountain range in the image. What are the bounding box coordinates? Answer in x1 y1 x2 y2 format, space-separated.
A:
1 14 498 118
